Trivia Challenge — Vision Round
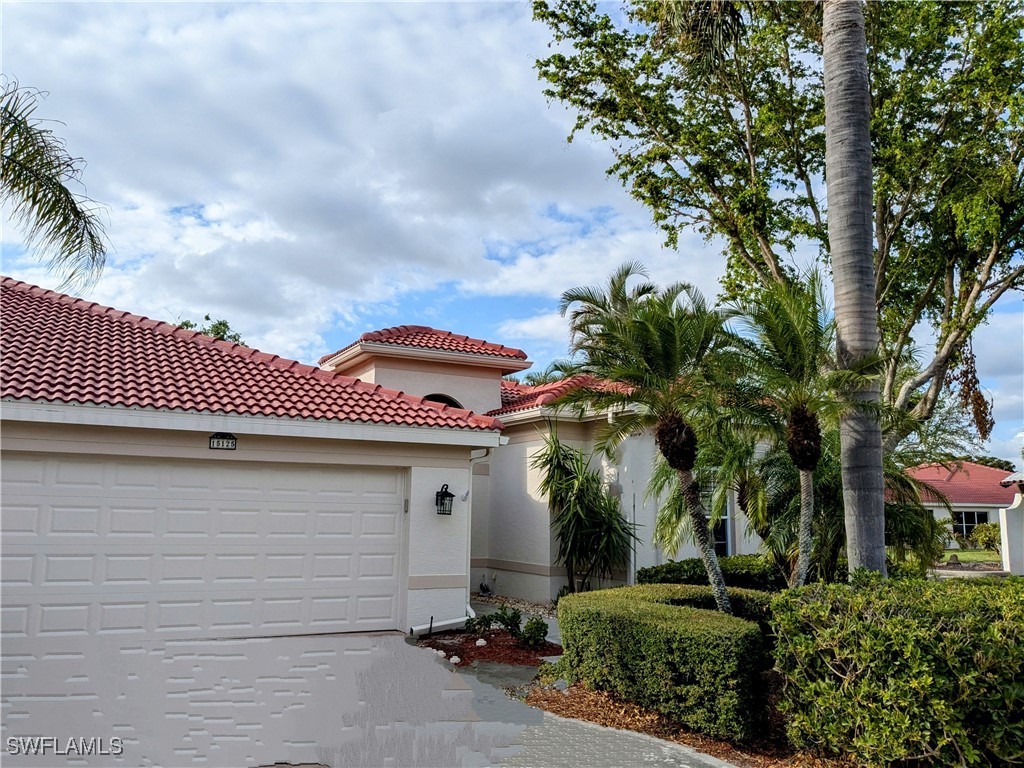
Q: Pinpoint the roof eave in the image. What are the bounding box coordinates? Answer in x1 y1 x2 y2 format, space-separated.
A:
490 404 628 427
1 399 504 447
321 341 532 375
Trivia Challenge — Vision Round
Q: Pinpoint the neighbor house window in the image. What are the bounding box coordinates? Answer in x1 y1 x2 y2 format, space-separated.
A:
700 481 729 556
710 517 729 557
953 510 988 540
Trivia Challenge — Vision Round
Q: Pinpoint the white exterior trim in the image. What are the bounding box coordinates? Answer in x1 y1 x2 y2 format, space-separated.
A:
0 399 502 448
321 341 532 374
493 405 618 427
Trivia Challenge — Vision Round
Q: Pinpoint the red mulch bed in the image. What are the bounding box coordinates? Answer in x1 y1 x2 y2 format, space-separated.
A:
417 628 561 667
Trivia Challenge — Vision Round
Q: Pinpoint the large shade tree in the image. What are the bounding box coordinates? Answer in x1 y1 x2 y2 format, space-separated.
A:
533 0 1023 571
1 80 107 287
557 264 737 612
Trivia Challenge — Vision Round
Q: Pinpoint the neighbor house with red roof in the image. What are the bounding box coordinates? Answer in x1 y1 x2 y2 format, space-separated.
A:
907 461 1018 546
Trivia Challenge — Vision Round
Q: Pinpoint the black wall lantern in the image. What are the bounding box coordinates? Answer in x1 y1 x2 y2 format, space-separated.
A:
435 484 455 515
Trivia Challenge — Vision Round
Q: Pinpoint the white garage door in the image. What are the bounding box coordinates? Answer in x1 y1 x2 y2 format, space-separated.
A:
1 454 405 644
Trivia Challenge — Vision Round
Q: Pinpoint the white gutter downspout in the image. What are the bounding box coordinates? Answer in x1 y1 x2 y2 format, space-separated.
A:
408 616 468 636
465 446 496 618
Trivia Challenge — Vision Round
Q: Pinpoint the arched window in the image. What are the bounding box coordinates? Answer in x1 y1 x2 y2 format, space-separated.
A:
424 393 463 409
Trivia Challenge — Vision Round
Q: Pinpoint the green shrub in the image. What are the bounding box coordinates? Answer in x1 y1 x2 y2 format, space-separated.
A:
970 521 1001 553
772 578 1024 766
953 531 978 550
492 605 522 638
636 554 787 592
881 559 929 581
557 584 771 741
519 616 549 649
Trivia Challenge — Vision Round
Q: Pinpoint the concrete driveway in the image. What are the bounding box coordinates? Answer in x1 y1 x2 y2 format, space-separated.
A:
1 632 732 767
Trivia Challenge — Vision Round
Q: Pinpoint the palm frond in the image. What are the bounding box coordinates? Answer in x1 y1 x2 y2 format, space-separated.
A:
1 79 107 288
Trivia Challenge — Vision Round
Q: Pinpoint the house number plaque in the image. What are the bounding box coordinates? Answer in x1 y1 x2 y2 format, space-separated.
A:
209 433 237 450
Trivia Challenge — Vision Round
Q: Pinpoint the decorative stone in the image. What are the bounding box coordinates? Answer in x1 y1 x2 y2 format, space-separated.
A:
449 656 461 665
475 639 487 647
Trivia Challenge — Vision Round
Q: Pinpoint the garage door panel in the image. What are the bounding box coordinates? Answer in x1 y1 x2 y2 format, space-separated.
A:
1 455 405 641
2 496 401 542
5 554 398 593
2 587 404 639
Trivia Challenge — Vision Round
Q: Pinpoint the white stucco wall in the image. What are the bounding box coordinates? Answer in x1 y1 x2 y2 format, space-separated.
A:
473 417 768 603
406 465 473 629
1000 492 1024 575
924 502 1006 548
487 429 553 568
469 465 490 570
371 358 505 415
613 431 667 575
730 507 762 555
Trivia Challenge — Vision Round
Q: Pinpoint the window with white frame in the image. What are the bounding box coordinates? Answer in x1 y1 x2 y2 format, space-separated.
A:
952 510 989 540
710 517 729 557
701 482 729 557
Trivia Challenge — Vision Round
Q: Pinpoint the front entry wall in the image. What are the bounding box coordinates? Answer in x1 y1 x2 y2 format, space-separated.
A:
2 454 404 641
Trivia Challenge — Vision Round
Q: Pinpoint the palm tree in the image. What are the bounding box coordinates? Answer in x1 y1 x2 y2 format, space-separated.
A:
558 265 736 613
520 362 572 386
532 429 637 594
655 0 745 81
822 0 887 574
1 80 107 287
731 272 875 586
758 428 949 582
659 0 888 575
559 260 658 356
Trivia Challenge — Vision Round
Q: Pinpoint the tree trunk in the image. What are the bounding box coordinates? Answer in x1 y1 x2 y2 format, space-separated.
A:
677 469 732 614
791 469 814 588
823 0 887 575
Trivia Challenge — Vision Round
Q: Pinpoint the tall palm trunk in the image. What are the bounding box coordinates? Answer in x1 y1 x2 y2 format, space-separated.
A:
677 469 732 614
823 0 887 575
792 469 814 587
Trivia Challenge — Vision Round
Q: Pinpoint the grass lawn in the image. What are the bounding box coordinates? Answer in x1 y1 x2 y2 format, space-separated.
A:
941 548 1001 564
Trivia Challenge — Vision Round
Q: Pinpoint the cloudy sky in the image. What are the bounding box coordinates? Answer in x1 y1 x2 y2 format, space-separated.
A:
2 1 1021 464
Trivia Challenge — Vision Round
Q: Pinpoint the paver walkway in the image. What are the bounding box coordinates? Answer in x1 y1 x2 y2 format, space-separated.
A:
2 631 732 767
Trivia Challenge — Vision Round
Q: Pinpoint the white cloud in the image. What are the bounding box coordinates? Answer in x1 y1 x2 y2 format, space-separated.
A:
499 312 569 343
2 0 1020 428
2 2 637 359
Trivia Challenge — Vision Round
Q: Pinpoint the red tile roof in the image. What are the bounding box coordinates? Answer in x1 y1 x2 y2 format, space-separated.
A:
490 375 605 416
319 325 528 365
907 461 1018 506
0 278 502 432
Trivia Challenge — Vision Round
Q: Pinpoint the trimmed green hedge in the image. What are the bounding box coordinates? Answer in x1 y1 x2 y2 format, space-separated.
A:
557 584 772 740
773 577 1024 767
636 554 787 592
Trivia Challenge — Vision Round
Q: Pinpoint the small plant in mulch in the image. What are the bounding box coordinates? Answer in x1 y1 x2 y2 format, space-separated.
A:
519 616 549 649
418 609 561 667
